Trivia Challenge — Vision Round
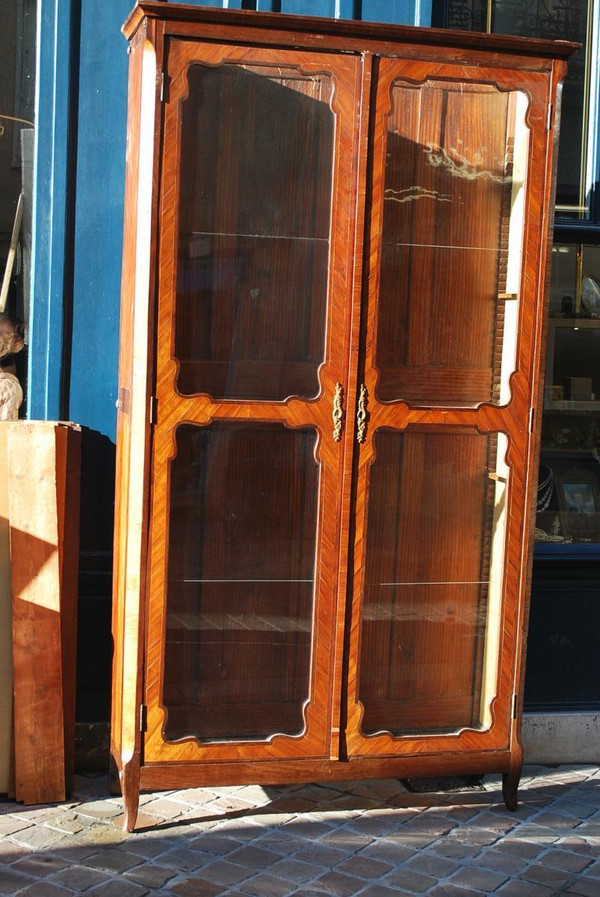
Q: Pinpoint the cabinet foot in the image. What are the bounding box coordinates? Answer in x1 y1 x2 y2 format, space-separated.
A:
502 768 520 811
120 762 140 832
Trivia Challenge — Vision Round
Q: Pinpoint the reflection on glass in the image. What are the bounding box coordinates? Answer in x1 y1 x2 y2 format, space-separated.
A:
163 422 320 742
358 429 508 736
375 80 528 406
443 0 589 214
492 0 588 214
174 63 334 401
547 244 578 318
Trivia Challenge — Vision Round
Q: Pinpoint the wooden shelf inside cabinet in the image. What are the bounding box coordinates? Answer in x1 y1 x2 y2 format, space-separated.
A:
112 1 577 831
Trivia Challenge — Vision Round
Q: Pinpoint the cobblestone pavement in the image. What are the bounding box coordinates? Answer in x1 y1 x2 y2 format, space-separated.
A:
1 765 599 896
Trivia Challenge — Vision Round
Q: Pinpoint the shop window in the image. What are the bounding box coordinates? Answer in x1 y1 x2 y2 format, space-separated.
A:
536 244 600 545
0 0 35 416
434 1 600 533
435 0 598 220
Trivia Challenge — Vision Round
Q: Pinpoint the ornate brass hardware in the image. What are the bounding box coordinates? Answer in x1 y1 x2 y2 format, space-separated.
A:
356 384 368 443
332 382 344 442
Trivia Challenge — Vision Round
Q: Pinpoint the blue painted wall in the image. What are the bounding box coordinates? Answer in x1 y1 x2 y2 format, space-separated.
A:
30 0 432 443
67 0 131 439
29 0 75 420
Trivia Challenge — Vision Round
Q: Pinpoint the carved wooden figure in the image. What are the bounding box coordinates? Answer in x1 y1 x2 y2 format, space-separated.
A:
112 0 576 831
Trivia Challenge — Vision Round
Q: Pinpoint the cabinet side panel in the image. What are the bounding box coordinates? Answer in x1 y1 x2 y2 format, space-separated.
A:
513 59 569 750
111 29 156 777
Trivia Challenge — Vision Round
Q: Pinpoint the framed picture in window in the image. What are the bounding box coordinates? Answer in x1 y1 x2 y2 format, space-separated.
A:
557 474 600 540
581 275 600 318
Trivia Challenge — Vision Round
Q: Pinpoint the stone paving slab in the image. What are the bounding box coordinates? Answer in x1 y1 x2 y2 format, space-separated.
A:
0 765 599 895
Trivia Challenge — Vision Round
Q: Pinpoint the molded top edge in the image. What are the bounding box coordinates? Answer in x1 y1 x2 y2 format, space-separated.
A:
123 0 579 59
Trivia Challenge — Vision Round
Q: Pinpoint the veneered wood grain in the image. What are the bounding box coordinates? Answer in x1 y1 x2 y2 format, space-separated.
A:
142 41 362 766
139 748 514 791
344 56 564 762
508 58 570 807
111 19 163 830
112 6 574 830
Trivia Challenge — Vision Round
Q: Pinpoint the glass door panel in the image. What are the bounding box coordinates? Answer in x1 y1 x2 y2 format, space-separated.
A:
344 58 543 759
375 78 529 407
175 63 334 402
357 428 508 737
164 422 319 742
144 42 362 764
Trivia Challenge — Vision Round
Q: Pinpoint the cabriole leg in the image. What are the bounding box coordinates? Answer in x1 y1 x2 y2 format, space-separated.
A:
120 760 141 832
502 754 522 812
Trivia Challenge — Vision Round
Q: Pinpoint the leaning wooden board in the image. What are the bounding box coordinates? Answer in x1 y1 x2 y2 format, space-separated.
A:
9 422 81 804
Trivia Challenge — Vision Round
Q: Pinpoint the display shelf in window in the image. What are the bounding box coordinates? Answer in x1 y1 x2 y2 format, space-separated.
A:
536 400 600 545
544 318 600 411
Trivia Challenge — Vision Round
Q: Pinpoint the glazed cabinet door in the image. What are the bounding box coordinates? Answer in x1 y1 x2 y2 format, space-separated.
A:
143 40 362 763
346 58 552 758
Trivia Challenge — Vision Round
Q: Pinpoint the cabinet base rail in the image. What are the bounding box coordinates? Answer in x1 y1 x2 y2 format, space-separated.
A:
114 750 522 831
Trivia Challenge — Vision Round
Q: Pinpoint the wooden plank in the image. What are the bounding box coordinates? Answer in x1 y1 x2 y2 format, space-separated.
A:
0 426 12 793
9 422 81 804
56 425 82 796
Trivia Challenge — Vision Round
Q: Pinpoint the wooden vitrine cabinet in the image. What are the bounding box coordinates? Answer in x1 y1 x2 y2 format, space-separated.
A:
112 0 576 831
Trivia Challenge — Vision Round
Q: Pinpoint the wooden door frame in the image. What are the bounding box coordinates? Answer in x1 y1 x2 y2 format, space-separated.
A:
344 57 561 761
142 38 364 766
